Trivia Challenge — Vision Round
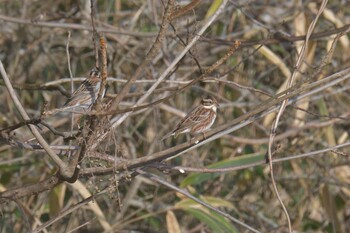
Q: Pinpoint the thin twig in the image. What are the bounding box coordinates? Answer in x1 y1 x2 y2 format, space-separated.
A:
111 0 230 128
0 80 70 96
169 0 202 20
66 31 73 84
0 118 41 132
205 24 350 47
64 1 106 185
109 0 175 111
0 13 348 43
90 0 99 68
169 22 203 74
0 14 157 37
266 1 328 232
147 141 350 174
32 188 108 233
36 67 350 176
0 173 62 202
66 30 75 158
97 36 107 101
3 66 350 201
66 218 96 233
1 65 350 200
0 61 71 179
137 169 261 233
77 67 350 176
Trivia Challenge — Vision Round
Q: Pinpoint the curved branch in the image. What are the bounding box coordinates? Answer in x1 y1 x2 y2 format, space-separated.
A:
0 14 156 37
110 0 230 128
266 2 328 232
79 67 350 176
146 141 350 174
0 61 72 179
0 173 62 203
109 0 175 111
138 169 261 233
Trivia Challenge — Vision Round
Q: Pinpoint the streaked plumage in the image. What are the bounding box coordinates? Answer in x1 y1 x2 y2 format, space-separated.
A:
63 67 103 110
161 96 219 140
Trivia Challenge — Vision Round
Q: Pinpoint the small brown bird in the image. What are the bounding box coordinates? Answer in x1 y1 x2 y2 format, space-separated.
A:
161 96 219 140
63 67 104 110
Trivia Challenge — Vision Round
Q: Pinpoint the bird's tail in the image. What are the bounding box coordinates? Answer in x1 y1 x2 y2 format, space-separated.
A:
159 131 175 141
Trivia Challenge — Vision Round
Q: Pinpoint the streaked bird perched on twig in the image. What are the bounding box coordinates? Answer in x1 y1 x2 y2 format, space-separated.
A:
63 67 105 111
161 96 219 141
42 67 105 116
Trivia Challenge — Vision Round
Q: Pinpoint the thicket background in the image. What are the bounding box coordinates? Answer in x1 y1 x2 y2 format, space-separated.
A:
0 0 349 232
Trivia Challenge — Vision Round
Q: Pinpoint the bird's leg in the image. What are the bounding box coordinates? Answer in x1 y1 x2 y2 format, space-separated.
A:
201 132 207 140
188 134 193 144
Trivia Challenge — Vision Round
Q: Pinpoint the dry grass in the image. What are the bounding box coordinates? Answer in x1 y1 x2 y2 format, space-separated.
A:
0 0 349 232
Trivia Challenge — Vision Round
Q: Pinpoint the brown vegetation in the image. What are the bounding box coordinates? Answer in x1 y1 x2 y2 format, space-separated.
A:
0 0 349 232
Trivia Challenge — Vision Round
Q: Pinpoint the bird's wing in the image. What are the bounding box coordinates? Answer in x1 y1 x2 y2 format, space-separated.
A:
173 106 211 133
64 78 99 107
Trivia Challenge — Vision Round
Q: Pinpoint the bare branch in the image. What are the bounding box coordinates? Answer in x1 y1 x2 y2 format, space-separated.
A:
266 1 329 232
0 61 72 179
137 169 261 233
